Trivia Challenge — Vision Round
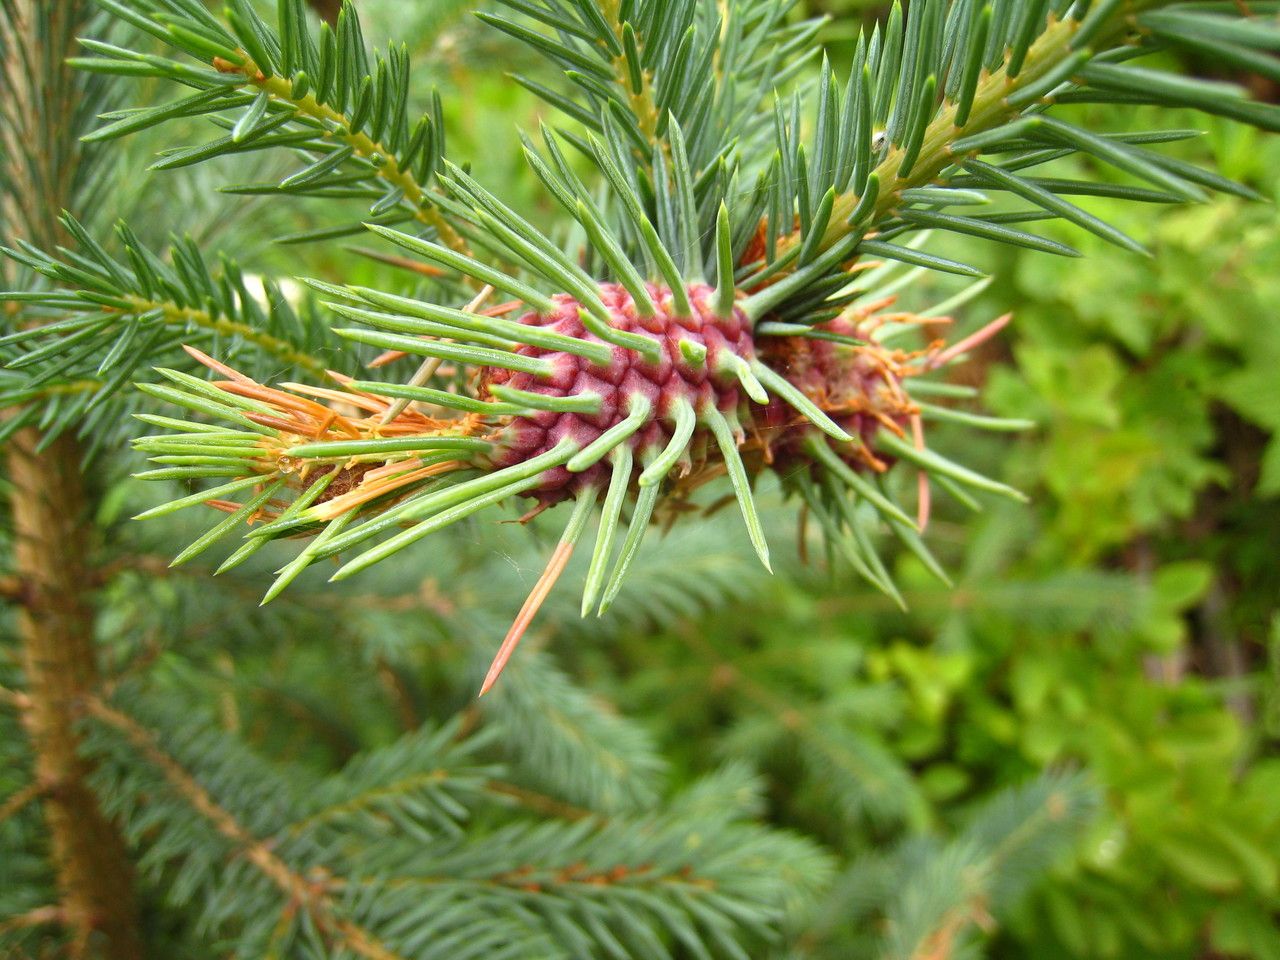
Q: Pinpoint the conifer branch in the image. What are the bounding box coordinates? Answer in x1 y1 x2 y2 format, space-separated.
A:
673 618 920 824
492 0 823 175
120 294 327 374
817 9 1119 249
284 735 608 831
749 0 1280 277
2 223 335 422
883 774 1097 959
482 652 668 812
597 0 663 145
80 681 828 958
75 0 471 252
284 718 501 839
481 778 596 821
209 57 467 252
86 697 412 960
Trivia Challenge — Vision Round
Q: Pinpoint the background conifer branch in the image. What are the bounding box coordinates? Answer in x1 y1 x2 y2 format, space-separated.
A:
1 224 339 429
210 60 467 252
76 0 473 251
87 697 413 960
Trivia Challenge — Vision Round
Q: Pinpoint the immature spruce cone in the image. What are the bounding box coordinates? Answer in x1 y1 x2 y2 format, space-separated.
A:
137 280 1019 695
483 282 754 502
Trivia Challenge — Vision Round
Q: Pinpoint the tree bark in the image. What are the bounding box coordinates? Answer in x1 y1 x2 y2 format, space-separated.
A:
2 0 144 953
7 430 143 960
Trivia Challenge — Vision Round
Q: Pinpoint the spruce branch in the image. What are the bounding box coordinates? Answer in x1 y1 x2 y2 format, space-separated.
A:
816 4 1147 250
597 0 665 145
490 0 824 172
83 686 829 959
792 773 1098 958
673 616 923 827
207 59 466 251
86 696 414 960
482 779 597 821
291 762 602 834
778 0 1280 263
480 652 668 813
284 718 501 841
74 0 470 251
118 294 327 373
882 774 1099 960
342 790 833 960
2 219 337 429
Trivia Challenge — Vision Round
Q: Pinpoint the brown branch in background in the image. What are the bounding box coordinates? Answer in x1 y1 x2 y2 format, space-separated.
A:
0 780 43 825
0 906 67 937
6 431 143 960
346 246 447 279
87 699 411 960
375 657 421 731
0 684 29 709
1 1 144 955
482 779 595 822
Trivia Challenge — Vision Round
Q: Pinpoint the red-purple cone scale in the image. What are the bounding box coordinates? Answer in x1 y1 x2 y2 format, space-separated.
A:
484 282 754 501
757 314 917 474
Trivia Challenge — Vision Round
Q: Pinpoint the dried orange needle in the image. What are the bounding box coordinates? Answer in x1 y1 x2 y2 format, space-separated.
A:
479 492 598 696
912 413 930 532
930 313 1012 368
479 538 576 697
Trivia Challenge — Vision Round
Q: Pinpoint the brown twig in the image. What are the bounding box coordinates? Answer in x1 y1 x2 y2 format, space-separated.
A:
87 698 410 960
0 780 43 824
483 780 596 822
0 905 66 935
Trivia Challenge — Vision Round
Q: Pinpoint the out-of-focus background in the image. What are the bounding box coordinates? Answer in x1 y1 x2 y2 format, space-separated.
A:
3 2 1278 958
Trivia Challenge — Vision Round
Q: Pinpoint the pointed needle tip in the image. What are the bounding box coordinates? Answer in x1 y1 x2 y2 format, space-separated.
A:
482 539 576 696
479 640 517 697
